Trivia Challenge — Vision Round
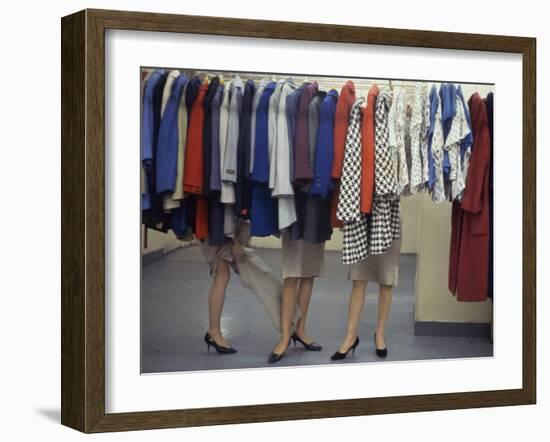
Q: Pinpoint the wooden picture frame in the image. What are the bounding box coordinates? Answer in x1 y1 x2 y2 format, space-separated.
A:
61 8 536 433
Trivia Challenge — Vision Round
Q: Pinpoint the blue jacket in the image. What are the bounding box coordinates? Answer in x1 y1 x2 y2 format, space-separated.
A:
250 82 278 236
309 89 338 198
141 69 166 209
156 74 188 194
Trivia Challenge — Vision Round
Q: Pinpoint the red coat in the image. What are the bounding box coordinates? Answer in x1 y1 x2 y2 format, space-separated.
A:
448 93 490 302
183 83 209 240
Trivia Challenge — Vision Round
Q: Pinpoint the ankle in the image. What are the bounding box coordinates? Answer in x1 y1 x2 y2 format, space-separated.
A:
208 328 222 337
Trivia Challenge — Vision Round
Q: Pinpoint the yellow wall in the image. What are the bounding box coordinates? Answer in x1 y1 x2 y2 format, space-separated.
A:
414 193 492 322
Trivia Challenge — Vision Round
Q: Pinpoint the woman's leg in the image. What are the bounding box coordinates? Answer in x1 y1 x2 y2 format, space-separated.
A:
375 284 393 349
207 260 231 346
272 277 299 355
295 277 315 343
337 280 368 353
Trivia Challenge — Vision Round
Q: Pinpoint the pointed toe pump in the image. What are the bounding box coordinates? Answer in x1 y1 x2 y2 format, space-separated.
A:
291 332 322 351
204 332 237 354
330 336 360 361
268 338 291 363
374 333 388 358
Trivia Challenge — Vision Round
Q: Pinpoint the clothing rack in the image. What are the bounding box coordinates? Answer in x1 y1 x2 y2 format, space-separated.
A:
141 66 424 100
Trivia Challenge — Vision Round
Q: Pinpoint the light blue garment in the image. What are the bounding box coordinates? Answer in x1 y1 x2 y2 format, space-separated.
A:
457 85 473 160
427 85 439 191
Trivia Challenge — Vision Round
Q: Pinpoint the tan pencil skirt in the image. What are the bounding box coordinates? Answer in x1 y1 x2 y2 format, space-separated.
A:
198 240 238 277
347 235 402 286
281 233 325 279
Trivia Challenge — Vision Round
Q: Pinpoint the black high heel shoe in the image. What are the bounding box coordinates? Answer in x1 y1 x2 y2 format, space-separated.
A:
268 338 291 363
204 332 237 354
330 336 360 361
374 333 388 358
291 332 322 351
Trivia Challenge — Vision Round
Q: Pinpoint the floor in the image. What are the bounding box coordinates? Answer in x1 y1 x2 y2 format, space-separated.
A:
141 245 493 373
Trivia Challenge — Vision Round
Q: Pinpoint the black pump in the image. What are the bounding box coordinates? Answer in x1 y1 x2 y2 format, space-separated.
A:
204 332 237 354
291 332 322 351
374 333 388 358
330 336 360 361
268 338 291 363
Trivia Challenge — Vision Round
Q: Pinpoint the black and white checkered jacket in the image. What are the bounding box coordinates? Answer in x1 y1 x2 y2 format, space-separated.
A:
337 90 400 265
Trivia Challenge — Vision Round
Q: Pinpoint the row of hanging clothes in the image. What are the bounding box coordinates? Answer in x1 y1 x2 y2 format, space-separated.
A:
140 68 493 302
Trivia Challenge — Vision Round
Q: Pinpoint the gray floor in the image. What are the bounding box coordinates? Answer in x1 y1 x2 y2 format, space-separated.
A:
141 246 493 373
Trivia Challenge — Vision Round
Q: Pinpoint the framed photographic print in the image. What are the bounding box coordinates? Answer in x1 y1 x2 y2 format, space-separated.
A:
61 8 536 433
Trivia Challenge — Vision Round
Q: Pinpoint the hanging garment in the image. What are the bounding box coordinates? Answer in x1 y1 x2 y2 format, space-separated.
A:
332 80 357 179
268 79 286 189
291 89 336 244
388 86 409 196
485 92 494 300
234 79 256 219
143 70 169 229
202 76 221 196
359 84 378 213
370 88 401 255
208 83 224 193
428 86 447 203
308 91 326 169
455 85 474 202
409 83 430 194
426 85 439 191
288 87 333 244
183 81 209 239
185 76 201 117
203 79 228 247
221 77 245 237
448 92 490 302
294 81 319 182
444 88 472 201
155 73 188 208
285 82 308 181
330 80 357 228
271 79 298 230
221 76 243 194
141 69 166 212
250 81 278 237
183 81 207 195
160 70 180 118
310 89 339 199
219 83 235 205
439 83 457 184
249 78 269 175
168 79 189 204
337 98 369 264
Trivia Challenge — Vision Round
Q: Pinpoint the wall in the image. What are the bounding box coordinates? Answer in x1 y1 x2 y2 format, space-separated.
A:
2 1 547 442
414 193 492 322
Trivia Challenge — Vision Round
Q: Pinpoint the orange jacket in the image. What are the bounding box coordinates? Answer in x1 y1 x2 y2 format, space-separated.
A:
360 85 378 213
331 80 356 179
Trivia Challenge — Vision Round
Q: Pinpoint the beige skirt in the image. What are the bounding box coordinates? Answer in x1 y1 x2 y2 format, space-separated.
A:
347 235 402 286
281 233 325 279
198 240 238 277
